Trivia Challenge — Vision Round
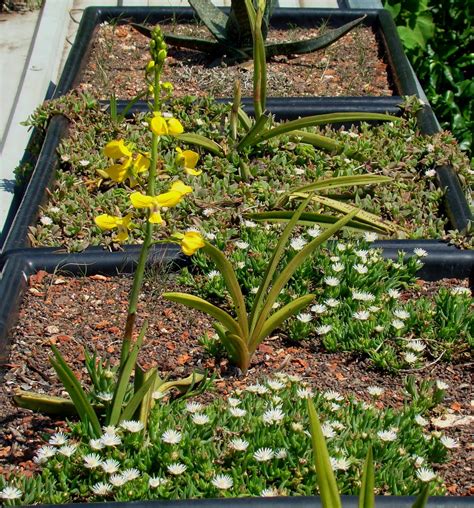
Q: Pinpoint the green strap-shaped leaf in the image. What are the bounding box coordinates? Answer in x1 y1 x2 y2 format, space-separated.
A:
188 0 230 44
290 175 393 194
307 398 342 508
109 321 148 426
265 16 366 58
14 390 82 416
120 369 157 422
252 210 358 342
118 90 148 122
237 113 271 150
222 332 250 371
238 106 252 130
411 485 430 508
134 365 155 429
177 133 225 156
249 195 312 333
230 80 242 141
50 346 101 437
163 292 243 338
256 112 398 143
202 242 249 338
250 294 315 353
247 211 388 233
290 130 343 154
358 446 375 508
158 372 205 395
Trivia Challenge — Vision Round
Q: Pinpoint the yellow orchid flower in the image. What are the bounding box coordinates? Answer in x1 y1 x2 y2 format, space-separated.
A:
149 113 184 137
103 139 132 159
94 213 133 243
167 117 184 136
176 147 201 176
129 193 164 224
180 231 205 256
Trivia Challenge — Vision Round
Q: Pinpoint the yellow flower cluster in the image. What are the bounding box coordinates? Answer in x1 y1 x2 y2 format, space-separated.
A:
100 140 150 187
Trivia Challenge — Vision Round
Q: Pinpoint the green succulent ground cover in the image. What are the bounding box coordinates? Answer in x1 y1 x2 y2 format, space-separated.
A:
0 374 453 503
25 93 473 252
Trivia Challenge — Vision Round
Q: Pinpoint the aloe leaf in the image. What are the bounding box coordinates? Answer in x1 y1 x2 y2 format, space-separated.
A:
222 332 250 371
237 113 271 150
14 390 80 416
358 446 375 508
177 133 224 156
290 175 392 194
252 210 358 342
120 369 157 422
238 107 252 130
307 399 342 508
265 16 366 58
411 485 430 508
163 292 243 338
250 294 315 352
247 211 388 233
290 130 343 154
202 242 249 337
249 195 312 332
109 321 148 426
50 346 101 437
188 0 230 44
257 112 398 143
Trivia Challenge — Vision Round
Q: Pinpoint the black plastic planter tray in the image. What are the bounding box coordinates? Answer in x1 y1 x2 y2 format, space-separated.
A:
55 6 417 112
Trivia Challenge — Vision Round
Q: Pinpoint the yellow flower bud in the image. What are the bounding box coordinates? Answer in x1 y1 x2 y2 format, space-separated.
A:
157 49 167 62
146 60 155 73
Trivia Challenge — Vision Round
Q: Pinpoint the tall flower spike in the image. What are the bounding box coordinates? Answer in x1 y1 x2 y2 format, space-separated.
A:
176 147 201 176
95 213 133 242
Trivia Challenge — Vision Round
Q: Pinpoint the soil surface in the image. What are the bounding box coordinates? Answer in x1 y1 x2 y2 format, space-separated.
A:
77 22 393 100
0 272 472 495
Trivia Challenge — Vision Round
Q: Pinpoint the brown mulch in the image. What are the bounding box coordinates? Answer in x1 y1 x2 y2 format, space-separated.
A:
77 22 393 100
0 272 472 495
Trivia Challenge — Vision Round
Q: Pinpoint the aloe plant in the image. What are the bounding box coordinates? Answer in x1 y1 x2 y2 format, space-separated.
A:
132 0 366 60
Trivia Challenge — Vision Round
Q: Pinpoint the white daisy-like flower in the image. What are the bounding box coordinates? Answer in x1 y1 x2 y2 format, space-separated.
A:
374 325 385 332
250 287 259 294
388 289 401 299
353 310 370 321
185 401 204 413
450 286 471 296
416 468 436 482
297 386 314 399
235 241 249 249
207 270 221 279
260 487 279 497
352 290 375 302
354 264 368 274
297 313 312 323
377 430 398 442
325 298 339 308
109 474 127 487
294 167 305 175
336 243 347 252
40 216 53 226
262 407 285 424
58 444 78 457
290 236 307 251
34 446 56 463
368 306 380 313
323 390 344 402
152 390 165 400
414 248 428 258
167 463 187 475
102 425 118 434
49 432 68 446
101 458 121 474
288 374 302 382
392 319 405 330
229 438 249 451
236 261 245 269
406 340 426 352
414 415 429 426
100 433 121 447
79 159 90 167
316 324 332 335
367 386 384 397
267 380 285 391
321 423 336 438
83 453 102 469
243 219 257 228
192 413 210 425
96 392 114 402
364 232 378 242
227 397 240 407
311 304 327 314
404 352 418 364
149 476 168 488
330 256 340 262
275 448 288 459
307 226 322 238
89 438 104 450
202 208 215 217
330 403 341 411
229 407 247 417
246 383 268 395
324 276 340 287
91 482 112 496
121 468 140 481
440 436 459 449
330 457 351 471
254 448 275 462
393 309 410 320
425 169 436 177
292 422 304 432
0 486 22 500
330 421 345 431
355 249 369 259
331 262 345 273
120 420 144 433
49 206 60 213
161 429 182 444
205 232 216 240
211 474 233 490
413 455 425 468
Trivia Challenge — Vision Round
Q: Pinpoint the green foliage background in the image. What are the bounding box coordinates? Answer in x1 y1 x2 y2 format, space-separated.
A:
384 0 473 156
